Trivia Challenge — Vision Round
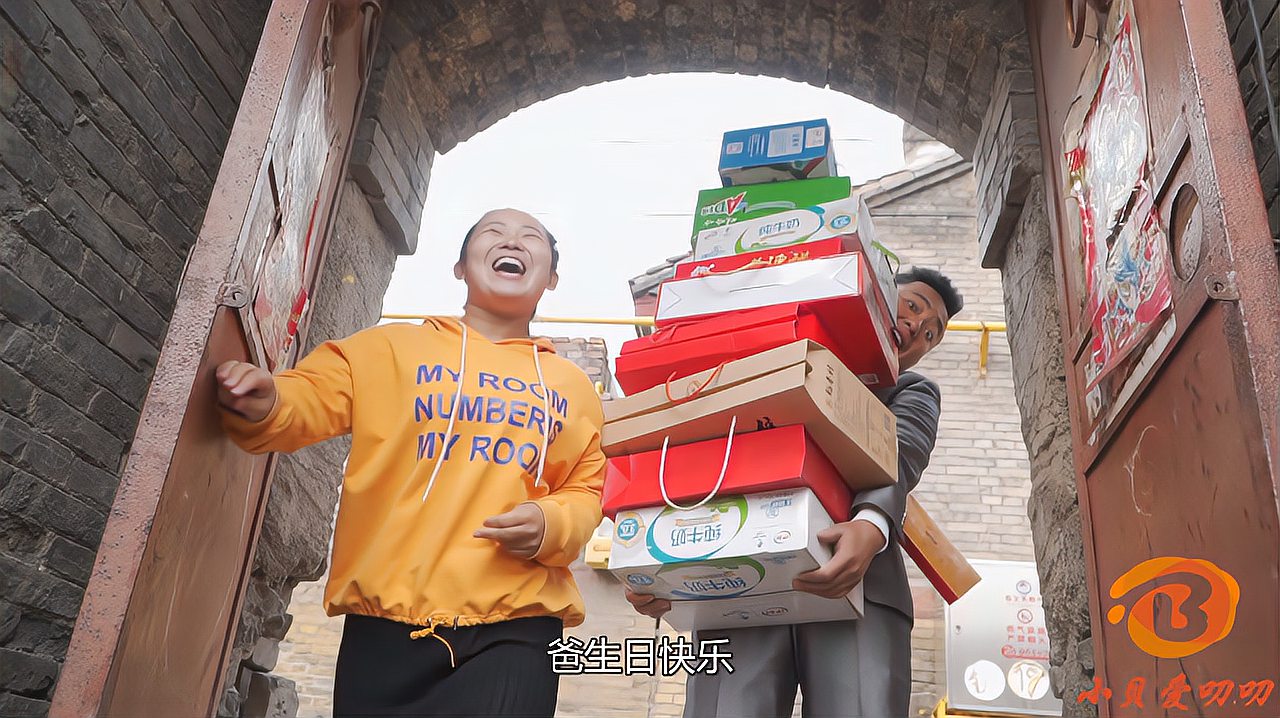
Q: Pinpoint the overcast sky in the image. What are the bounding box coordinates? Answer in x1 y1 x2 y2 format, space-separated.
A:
380 73 908 384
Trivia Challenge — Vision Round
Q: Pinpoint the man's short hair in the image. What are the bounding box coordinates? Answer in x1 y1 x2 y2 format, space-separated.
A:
458 218 560 273
895 266 964 320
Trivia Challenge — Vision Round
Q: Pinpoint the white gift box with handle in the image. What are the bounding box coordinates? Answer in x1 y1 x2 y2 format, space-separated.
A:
657 253 866 325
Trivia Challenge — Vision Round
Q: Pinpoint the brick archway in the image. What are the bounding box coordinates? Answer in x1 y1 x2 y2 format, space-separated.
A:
351 0 1030 254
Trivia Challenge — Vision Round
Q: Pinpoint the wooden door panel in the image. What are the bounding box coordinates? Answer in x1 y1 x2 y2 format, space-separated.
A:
1028 1 1280 715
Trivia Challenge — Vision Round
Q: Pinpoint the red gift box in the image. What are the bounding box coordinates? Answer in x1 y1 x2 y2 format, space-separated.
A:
617 304 834 394
617 294 898 395
602 425 852 523
673 236 852 280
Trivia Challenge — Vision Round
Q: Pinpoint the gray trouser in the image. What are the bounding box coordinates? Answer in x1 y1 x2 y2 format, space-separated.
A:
683 602 912 718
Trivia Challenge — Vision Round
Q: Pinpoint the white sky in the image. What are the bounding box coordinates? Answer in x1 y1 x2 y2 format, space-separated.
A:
380 73 907 380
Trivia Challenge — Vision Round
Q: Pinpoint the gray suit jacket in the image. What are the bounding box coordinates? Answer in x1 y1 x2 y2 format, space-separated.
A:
854 370 942 622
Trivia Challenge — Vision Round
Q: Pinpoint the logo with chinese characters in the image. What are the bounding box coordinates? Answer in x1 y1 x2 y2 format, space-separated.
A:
1107 556 1240 659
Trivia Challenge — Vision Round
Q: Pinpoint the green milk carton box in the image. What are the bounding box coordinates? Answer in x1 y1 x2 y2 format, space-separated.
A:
690 177 853 243
609 488 864 630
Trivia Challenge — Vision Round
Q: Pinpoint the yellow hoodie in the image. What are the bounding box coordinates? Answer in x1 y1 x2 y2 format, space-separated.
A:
221 317 605 642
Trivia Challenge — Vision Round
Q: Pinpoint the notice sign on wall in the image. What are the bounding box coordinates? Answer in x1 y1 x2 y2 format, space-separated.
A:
945 560 1063 716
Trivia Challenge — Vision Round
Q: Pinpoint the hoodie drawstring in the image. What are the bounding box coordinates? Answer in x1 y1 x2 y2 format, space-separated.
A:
409 624 458 668
422 323 468 503
532 343 550 488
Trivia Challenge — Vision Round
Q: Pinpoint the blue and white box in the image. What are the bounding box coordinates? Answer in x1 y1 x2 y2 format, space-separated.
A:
718 119 837 186
610 488 864 630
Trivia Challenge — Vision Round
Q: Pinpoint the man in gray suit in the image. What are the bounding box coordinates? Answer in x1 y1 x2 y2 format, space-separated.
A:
626 266 965 718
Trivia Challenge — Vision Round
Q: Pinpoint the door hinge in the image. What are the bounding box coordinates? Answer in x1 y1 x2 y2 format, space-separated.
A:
1205 272 1240 302
217 282 251 308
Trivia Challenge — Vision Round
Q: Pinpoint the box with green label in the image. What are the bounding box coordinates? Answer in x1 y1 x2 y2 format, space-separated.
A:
690 177 853 243
609 488 864 630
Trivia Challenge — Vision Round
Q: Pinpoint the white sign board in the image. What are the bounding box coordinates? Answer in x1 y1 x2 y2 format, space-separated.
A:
945 559 1063 716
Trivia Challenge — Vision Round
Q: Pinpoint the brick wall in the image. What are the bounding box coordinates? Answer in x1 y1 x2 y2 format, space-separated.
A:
0 2 268 714
1221 0 1279 256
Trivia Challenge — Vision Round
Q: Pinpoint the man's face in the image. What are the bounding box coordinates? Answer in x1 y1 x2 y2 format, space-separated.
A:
453 208 558 319
895 281 950 370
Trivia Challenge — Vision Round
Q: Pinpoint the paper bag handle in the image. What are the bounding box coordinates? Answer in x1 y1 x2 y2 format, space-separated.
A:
664 362 728 405
658 415 738 511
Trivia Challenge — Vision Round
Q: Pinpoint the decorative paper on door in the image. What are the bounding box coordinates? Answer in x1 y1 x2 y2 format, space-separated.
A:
254 9 337 370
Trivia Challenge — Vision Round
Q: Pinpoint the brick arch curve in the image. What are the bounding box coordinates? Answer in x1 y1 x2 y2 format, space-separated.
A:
352 0 1028 252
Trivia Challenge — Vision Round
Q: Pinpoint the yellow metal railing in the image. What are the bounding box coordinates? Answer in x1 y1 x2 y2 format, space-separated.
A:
381 315 1008 375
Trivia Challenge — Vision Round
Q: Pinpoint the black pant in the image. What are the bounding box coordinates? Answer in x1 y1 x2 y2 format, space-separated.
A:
333 614 563 718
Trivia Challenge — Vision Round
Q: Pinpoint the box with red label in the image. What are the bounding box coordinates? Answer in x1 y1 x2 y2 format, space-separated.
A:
603 425 852 523
616 300 895 393
648 254 899 388
673 236 851 280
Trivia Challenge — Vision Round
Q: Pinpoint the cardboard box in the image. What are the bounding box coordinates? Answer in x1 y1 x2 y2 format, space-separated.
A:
664 588 864 632
673 236 851 280
718 119 836 186
691 177 852 240
691 195 897 320
603 341 898 491
902 495 982 603
618 294 898 393
602 425 853 523
609 488 863 629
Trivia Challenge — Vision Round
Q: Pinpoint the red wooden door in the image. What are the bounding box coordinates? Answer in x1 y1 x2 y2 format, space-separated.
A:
51 1 380 715
1027 0 1280 715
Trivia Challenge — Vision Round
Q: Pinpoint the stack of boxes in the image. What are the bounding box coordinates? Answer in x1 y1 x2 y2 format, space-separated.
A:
600 119 981 631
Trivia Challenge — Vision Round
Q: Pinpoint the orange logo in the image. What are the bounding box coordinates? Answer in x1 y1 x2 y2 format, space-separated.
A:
1107 557 1239 659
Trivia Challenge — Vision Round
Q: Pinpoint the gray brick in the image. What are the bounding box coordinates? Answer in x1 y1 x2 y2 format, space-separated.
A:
133 0 238 116
98 192 184 280
3 611 74 663
0 470 107 549
0 692 48 718
3 325 98 415
79 0 223 176
43 535 96 585
132 260 177 319
106 320 158 372
0 508 49 558
0 97 59 199
0 22 76 130
29 391 126 471
12 203 84 277
0 322 36 366
0 600 18 643
0 412 119 508
67 118 160 222
75 249 167 343
0 269 57 340
45 183 141 285
0 646 60 698
52 318 150 402
0 553 84 619
0 231 121 349
87 389 141 442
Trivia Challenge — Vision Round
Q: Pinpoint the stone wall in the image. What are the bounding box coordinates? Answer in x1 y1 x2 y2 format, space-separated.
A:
998 184 1095 716
0 2 267 714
